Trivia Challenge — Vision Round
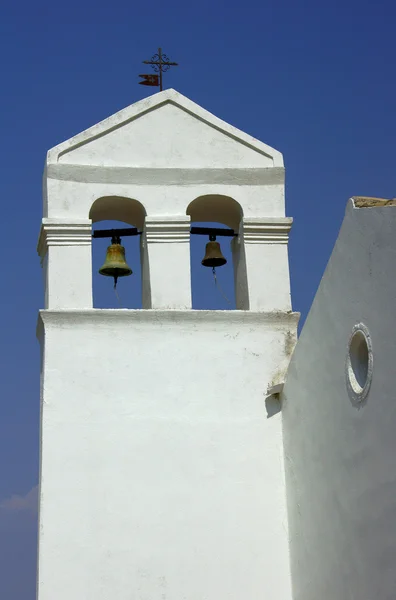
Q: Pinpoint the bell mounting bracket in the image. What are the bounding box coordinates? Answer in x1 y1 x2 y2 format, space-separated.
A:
190 227 237 240
92 227 142 244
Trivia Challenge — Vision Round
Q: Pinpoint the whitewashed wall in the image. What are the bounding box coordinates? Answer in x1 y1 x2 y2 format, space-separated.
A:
37 90 298 600
282 198 396 600
37 310 297 600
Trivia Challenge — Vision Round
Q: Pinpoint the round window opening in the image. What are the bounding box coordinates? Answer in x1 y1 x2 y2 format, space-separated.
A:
346 323 373 404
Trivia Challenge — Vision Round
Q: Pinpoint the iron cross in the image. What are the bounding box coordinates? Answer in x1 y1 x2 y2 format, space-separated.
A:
141 47 178 91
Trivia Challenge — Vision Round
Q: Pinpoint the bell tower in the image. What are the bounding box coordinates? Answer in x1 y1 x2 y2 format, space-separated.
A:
37 90 298 600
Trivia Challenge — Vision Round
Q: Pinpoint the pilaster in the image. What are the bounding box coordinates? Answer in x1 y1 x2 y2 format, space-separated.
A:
242 217 293 311
142 216 191 309
37 218 92 309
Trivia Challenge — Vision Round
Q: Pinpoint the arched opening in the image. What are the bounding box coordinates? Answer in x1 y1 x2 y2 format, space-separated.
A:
187 195 244 310
187 194 242 230
90 196 146 229
90 196 146 309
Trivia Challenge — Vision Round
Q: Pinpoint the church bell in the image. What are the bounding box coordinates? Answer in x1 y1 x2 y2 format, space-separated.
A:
201 236 227 268
99 236 132 287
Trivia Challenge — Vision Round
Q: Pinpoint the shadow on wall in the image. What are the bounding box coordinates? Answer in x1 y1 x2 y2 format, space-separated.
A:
265 394 281 418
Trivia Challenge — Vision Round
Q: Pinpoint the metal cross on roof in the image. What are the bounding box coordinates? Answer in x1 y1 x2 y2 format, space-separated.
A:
139 47 178 91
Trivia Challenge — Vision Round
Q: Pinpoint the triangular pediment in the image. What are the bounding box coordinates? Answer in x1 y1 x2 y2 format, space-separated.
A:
47 90 283 169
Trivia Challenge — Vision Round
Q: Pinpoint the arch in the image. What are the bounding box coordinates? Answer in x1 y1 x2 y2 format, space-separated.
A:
90 197 147 309
89 196 146 229
186 194 243 230
186 195 247 310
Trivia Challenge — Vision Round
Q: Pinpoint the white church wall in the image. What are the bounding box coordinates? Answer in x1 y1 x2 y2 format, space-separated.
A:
282 198 396 600
37 89 298 600
37 310 298 600
44 177 286 221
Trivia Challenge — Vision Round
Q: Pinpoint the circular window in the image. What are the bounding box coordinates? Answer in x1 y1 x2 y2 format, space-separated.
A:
346 323 373 405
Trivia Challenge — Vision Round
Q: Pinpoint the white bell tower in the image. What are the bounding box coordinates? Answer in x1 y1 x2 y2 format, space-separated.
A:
37 90 298 600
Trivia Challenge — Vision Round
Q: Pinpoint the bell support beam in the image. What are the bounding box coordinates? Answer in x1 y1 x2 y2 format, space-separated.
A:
190 227 237 238
92 227 141 239
142 216 192 310
92 226 235 239
37 218 93 309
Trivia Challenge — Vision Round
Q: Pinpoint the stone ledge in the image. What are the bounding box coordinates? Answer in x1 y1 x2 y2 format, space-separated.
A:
352 196 396 208
38 308 300 330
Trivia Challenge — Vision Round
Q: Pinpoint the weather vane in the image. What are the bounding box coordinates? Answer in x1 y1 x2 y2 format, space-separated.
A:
139 47 178 92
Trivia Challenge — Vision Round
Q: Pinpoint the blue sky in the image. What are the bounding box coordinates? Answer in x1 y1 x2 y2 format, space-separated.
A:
0 1 395 597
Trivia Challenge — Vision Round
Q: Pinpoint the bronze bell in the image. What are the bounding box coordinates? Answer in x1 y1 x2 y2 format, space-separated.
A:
201 237 227 268
99 236 132 287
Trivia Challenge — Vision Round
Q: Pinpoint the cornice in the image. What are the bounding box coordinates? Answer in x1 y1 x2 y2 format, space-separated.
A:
37 218 92 257
243 217 293 244
46 164 285 186
144 216 191 244
38 308 300 330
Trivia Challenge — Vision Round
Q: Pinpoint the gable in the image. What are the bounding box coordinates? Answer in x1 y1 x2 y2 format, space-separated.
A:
49 90 282 170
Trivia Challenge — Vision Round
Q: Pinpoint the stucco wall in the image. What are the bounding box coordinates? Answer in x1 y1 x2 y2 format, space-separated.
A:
37 310 297 600
37 89 298 599
282 199 396 600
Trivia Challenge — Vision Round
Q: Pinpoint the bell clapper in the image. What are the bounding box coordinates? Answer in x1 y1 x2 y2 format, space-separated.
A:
211 264 231 306
113 282 123 308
